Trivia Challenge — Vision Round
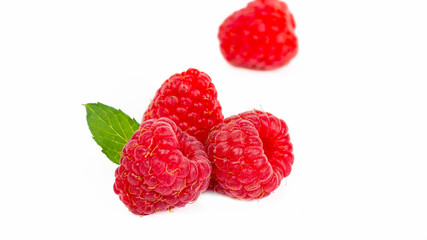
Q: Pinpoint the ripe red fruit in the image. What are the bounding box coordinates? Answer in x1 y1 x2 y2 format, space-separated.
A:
218 0 298 70
205 110 294 200
143 68 224 143
114 118 211 215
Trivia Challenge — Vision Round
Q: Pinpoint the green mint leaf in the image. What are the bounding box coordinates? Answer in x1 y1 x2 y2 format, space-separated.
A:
84 102 139 164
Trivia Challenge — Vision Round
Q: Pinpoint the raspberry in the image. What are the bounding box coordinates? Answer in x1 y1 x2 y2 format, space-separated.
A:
205 110 294 200
114 118 211 215
218 0 298 70
143 68 224 143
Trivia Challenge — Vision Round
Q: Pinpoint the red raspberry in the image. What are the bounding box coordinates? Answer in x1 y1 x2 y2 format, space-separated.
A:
205 110 294 200
114 118 211 216
218 0 298 70
143 68 224 143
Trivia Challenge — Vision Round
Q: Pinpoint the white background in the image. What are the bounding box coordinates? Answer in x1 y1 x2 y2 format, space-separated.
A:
1 0 426 239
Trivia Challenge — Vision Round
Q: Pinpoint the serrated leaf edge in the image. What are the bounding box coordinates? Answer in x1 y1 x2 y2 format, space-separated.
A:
84 102 139 165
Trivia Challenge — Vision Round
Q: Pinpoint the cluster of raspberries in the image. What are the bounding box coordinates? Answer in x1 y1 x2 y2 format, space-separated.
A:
114 68 294 215
114 0 297 216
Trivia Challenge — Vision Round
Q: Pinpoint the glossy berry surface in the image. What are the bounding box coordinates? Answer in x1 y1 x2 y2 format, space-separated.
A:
218 0 298 70
205 110 294 200
114 118 211 215
143 68 224 143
